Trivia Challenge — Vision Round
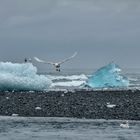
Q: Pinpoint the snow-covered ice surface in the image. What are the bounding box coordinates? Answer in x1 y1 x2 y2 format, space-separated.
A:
0 117 139 140
0 62 51 91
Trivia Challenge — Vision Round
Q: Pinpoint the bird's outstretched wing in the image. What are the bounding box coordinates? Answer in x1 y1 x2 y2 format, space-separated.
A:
34 57 55 65
58 52 77 65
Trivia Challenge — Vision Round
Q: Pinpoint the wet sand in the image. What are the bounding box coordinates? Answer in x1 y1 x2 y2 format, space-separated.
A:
0 90 140 120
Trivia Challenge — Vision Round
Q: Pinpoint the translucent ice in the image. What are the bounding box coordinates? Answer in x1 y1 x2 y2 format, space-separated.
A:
0 62 52 91
87 63 129 88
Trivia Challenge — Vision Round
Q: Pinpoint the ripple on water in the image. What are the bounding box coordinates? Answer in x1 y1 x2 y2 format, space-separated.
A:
0 117 139 140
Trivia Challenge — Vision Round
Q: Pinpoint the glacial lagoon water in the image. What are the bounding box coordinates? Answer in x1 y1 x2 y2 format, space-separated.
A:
0 117 139 140
0 62 133 91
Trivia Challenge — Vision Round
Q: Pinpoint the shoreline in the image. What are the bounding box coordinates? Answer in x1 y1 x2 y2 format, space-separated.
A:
0 90 139 120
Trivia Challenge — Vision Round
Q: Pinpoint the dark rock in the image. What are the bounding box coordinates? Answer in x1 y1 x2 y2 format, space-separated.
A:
0 90 139 120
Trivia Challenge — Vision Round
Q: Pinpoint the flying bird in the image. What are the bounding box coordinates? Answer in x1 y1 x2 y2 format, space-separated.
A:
34 52 77 72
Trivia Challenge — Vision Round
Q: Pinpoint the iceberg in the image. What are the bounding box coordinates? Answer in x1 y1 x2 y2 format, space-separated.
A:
86 63 129 88
0 62 52 91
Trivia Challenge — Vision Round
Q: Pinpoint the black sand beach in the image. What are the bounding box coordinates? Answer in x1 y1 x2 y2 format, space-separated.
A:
0 90 140 120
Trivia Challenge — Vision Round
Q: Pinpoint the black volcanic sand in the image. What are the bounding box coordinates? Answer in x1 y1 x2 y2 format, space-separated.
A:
0 90 140 120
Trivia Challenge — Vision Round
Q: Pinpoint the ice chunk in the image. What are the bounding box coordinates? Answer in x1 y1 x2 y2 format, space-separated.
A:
86 63 129 88
35 107 42 110
12 114 19 117
106 103 116 108
0 62 52 91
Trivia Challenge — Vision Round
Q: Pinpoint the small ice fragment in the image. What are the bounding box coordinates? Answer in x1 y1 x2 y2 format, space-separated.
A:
61 94 65 97
103 88 108 90
12 113 19 117
120 121 129 128
6 97 9 100
29 91 35 93
64 89 68 94
106 102 116 108
35 107 42 110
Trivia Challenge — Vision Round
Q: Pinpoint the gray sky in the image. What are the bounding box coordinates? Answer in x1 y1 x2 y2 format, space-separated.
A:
0 0 140 70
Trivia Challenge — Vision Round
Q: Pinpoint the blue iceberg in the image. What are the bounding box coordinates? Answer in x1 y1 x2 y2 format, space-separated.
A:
0 62 52 91
86 63 129 88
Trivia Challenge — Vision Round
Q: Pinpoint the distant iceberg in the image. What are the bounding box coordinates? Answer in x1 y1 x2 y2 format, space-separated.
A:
86 63 129 88
0 62 52 91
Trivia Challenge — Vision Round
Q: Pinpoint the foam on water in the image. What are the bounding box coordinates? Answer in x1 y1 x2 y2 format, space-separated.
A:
52 80 86 87
0 62 52 91
49 74 87 88
86 63 129 88
47 74 88 81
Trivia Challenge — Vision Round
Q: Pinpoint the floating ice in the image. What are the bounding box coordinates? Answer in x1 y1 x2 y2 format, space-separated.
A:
0 62 52 91
120 121 129 128
86 63 129 88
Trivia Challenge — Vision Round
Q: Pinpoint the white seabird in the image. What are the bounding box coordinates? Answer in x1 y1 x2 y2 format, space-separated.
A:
34 52 77 72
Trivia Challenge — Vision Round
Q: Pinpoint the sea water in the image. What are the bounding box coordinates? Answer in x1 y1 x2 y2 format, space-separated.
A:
0 62 139 90
47 68 140 90
0 64 140 140
0 117 139 140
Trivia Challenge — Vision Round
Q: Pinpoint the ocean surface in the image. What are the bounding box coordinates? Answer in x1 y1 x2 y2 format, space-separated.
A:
42 68 140 90
0 62 138 91
0 68 140 140
0 117 139 140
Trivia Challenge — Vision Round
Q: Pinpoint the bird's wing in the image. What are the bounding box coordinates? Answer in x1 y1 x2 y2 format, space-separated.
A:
34 57 54 65
58 52 77 65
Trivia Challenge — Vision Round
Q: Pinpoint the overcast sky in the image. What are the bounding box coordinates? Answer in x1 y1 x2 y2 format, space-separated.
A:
0 0 140 71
